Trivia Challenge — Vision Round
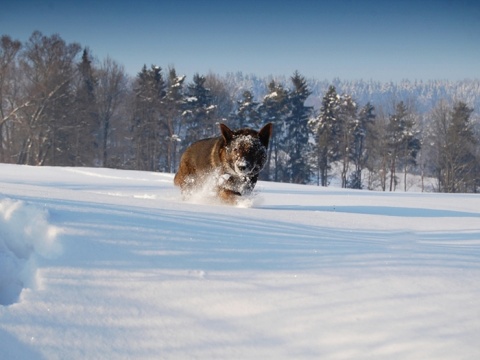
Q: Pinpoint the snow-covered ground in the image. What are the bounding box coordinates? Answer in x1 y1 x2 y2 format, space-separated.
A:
1 164 479 359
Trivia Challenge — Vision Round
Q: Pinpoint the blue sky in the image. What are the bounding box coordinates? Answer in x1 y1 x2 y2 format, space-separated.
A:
2 0 479 82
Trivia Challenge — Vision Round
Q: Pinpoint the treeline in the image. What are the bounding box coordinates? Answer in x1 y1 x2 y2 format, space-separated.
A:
1 32 479 192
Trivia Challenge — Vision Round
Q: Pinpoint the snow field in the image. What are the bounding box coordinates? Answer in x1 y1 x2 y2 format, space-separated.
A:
0 164 479 359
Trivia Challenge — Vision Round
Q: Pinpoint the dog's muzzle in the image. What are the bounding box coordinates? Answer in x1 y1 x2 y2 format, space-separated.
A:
235 160 252 175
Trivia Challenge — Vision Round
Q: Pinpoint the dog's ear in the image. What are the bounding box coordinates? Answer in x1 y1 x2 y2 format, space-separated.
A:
259 123 273 148
219 123 234 143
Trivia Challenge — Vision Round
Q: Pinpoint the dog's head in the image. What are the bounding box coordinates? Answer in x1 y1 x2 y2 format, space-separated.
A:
220 123 273 177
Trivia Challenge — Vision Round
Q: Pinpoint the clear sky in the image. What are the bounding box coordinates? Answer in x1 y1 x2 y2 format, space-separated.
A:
2 0 479 82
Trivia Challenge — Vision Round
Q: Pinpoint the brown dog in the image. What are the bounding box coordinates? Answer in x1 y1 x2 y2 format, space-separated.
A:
174 123 273 204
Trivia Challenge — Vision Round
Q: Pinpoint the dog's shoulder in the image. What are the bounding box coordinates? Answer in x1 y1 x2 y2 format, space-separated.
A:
185 135 222 154
181 135 226 168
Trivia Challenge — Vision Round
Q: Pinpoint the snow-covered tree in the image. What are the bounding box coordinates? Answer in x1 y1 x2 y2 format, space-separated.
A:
259 80 290 181
164 67 185 172
232 90 261 129
309 85 340 186
337 94 357 188
183 73 216 147
385 101 420 191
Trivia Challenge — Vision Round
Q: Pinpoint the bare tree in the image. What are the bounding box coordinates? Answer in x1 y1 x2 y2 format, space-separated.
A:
96 56 128 167
430 101 477 192
17 31 81 165
0 35 22 162
204 72 234 123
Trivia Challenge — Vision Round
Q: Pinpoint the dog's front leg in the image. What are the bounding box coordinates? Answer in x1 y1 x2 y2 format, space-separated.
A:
217 188 241 205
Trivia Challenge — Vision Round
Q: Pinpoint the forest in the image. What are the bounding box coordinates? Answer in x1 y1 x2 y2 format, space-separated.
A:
1 32 479 193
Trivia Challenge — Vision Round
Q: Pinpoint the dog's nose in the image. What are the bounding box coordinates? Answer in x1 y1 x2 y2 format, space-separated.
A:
236 161 250 173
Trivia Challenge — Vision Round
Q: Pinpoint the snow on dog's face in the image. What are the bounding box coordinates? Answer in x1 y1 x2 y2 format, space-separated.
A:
220 123 272 177
228 134 267 176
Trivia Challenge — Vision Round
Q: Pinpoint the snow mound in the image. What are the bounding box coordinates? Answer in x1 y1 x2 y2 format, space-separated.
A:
0 199 61 306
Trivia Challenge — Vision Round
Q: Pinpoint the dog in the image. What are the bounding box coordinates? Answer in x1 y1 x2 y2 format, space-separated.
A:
174 123 273 204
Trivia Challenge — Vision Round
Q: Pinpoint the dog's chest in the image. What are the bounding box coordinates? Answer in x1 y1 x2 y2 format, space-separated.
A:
218 173 254 195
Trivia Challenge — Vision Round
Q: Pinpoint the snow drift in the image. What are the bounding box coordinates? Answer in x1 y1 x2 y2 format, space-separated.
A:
0 199 61 305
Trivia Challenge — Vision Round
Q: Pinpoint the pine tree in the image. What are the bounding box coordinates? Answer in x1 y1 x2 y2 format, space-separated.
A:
132 65 166 171
73 48 99 166
183 73 216 147
286 71 312 184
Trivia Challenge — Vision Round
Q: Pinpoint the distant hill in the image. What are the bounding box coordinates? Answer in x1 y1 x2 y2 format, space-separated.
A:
224 73 480 117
